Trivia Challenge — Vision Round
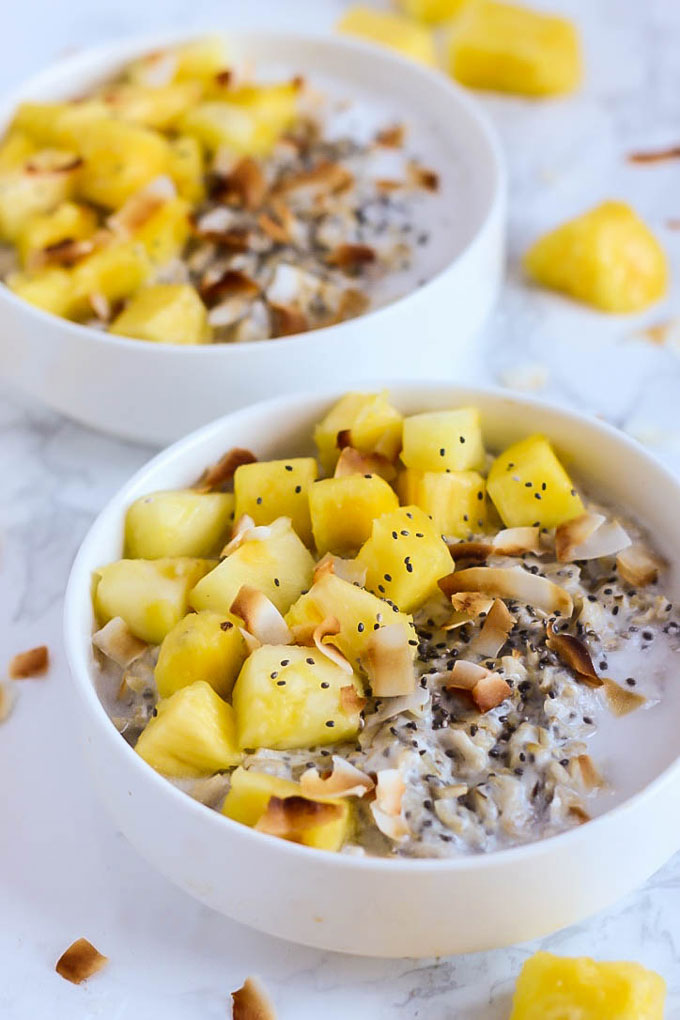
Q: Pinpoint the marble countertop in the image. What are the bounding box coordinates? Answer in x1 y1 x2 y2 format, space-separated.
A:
2 0 680 1016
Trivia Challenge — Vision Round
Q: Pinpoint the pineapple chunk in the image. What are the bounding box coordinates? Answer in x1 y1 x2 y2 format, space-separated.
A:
399 469 487 538
190 516 315 615
232 645 363 750
110 284 208 344
357 505 452 612
524 202 668 313
75 119 170 208
133 197 191 265
125 490 234 559
94 557 213 644
97 81 201 130
17 201 97 268
10 100 109 148
154 610 247 699
135 680 241 778
310 475 399 556
337 7 437 67
179 83 298 156
401 408 485 473
222 767 351 851
234 458 318 546
168 135 205 203
510 951 666 1020
314 391 403 475
6 267 74 317
487 434 584 529
285 572 416 672
71 241 151 315
0 156 80 242
172 36 230 82
397 0 471 24
0 132 36 171
449 1 581 97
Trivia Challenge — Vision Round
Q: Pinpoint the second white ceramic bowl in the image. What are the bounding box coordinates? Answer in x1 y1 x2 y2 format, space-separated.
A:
64 383 680 958
0 31 505 444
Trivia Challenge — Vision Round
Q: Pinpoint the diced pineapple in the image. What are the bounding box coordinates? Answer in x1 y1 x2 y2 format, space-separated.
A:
524 202 668 313
179 83 298 156
6 267 74 317
10 100 109 148
232 645 363 750
172 36 230 82
357 505 452 612
487 434 584 529
154 610 247 699
397 0 472 24
75 119 170 208
71 241 151 314
314 392 403 475
0 132 36 171
510 951 666 1020
97 81 201 130
125 490 234 559
94 557 213 644
17 201 97 268
399 469 487 537
234 458 318 546
285 572 416 672
110 284 208 344
168 135 205 203
222 767 351 851
133 197 191 265
190 516 315 615
135 680 241 778
337 7 437 66
448 1 581 97
0 157 80 242
309 474 399 556
401 408 485 473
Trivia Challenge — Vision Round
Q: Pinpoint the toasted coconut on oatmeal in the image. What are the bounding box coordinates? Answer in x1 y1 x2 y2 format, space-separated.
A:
89 291 111 321
32 237 97 270
194 448 257 492
340 684 367 712
218 157 268 210
108 178 175 234
55 938 108 985
408 162 439 192
445 540 492 563
492 526 542 556
375 123 405 147
199 268 259 306
440 566 573 617
616 543 665 587
312 617 353 674
556 514 630 562
443 592 495 630
364 623 415 696
602 678 647 716
447 659 491 691
92 617 147 668
255 795 343 838
231 586 293 645
9 645 49 679
374 766 406 816
469 599 514 657
221 515 273 556
546 623 602 687
333 445 397 481
232 976 277 1020
274 159 354 200
325 243 376 273
472 673 512 713
300 756 374 799
568 804 591 824
313 552 367 587
555 513 605 562
269 302 309 336
571 754 604 791
207 294 254 328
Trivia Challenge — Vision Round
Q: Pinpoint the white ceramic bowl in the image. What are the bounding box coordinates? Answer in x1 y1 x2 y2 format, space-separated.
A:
64 383 680 958
0 31 505 446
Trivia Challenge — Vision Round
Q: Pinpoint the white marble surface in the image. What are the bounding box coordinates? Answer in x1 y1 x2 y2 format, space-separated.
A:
2 0 680 1016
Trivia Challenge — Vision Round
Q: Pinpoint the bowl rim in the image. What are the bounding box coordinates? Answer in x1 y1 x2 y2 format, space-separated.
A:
0 28 506 354
63 381 680 873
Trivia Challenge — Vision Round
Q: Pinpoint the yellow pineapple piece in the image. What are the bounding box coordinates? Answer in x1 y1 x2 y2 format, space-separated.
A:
285 572 416 673
232 645 363 750
234 458 318 546
510 951 666 1020
179 82 298 156
396 0 472 24
94 557 213 644
0 132 36 171
399 468 487 537
401 408 485 473
172 36 230 82
0 153 81 242
133 197 191 265
10 101 109 148
6 267 74 317
135 680 241 778
17 201 97 268
314 392 403 476
357 505 452 612
71 240 151 315
125 490 234 559
154 610 247 699
110 284 208 344
75 119 170 209
524 201 668 313
168 135 205 203
190 516 315 615
309 475 399 556
222 767 351 852
487 434 584 528
97 81 201 130
337 7 437 66
448 1 581 97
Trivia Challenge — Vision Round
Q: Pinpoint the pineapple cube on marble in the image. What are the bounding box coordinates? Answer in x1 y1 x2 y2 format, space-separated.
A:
401 408 485 473
234 458 318 546
337 7 437 66
314 392 403 475
110 284 208 345
154 610 247 699
487 434 584 529
125 490 234 559
397 0 472 23
309 474 399 555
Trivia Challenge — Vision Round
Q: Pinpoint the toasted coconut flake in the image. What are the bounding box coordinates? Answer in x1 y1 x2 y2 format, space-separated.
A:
194 447 257 491
448 592 495 619
573 521 631 561
88 291 111 321
232 976 277 1020
568 804 591 824
33 237 96 269
472 673 512 713
340 684 366 713
602 678 647 716
258 210 290 244
92 617 147 668
0 682 16 723
364 624 415 697
571 754 604 791
26 152 83 175
469 599 514 658
447 659 491 691
446 541 492 563
555 513 605 562
55 938 107 985
275 160 354 198
333 446 397 481
255 795 343 838
9 645 49 679
231 586 292 645
239 627 262 655
208 294 253 328
409 162 439 192
269 302 309 337
325 243 376 274
374 767 406 816
616 543 665 587
312 617 353 674
371 804 410 841
108 188 167 236
313 553 367 587
361 685 430 734
300 756 374 799
220 157 267 210
440 566 573 617
221 515 274 555
546 623 602 687
375 123 405 148
200 268 259 306
492 527 541 556
628 144 680 164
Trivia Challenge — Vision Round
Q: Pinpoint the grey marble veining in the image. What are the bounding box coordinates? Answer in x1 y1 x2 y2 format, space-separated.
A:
2 0 680 1016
